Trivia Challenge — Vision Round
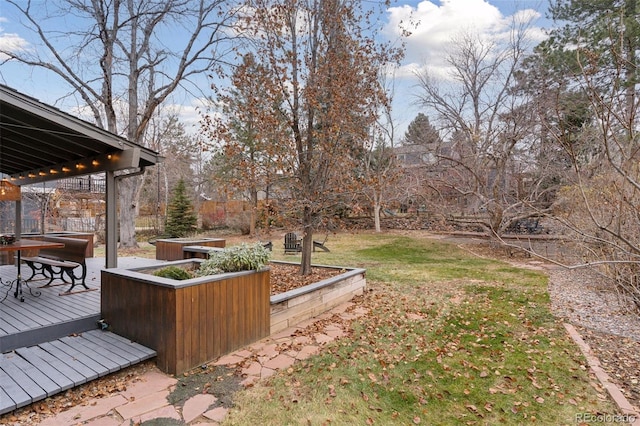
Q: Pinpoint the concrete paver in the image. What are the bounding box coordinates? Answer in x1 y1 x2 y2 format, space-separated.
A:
120 371 178 401
38 394 128 426
296 345 320 360
203 406 229 423
212 354 245 366
263 354 296 371
241 361 262 376
133 405 181 424
82 416 121 426
314 333 335 344
259 366 277 379
114 389 171 420
182 394 218 423
256 343 279 358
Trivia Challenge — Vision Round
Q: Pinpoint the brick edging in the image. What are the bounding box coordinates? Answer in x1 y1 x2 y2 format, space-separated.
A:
564 323 640 425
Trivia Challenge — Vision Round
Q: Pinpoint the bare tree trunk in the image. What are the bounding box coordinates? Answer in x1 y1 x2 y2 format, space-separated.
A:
373 192 382 233
118 177 142 248
249 189 258 236
300 207 314 276
249 208 256 236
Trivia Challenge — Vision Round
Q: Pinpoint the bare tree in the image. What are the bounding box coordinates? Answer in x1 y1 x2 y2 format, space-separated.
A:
358 69 403 233
502 0 640 312
540 20 640 310
1 0 241 247
414 18 548 236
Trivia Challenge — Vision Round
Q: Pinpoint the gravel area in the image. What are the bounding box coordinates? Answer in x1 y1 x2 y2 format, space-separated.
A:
548 267 640 413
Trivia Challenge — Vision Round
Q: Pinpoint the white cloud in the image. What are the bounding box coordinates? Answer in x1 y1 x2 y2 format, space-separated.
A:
385 0 546 80
174 97 212 134
0 15 29 57
0 31 30 60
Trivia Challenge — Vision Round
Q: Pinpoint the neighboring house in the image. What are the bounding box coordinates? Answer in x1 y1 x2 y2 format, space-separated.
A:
394 143 437 167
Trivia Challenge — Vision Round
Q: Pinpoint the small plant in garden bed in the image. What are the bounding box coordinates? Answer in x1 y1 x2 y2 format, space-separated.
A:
153 265 195 280
196 242 270 276
151 243 271 280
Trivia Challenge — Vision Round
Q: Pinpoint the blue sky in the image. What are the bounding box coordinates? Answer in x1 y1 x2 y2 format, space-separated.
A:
0 0 551 140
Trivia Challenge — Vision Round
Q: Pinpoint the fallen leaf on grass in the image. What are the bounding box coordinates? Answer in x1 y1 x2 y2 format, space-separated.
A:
328 385 336 397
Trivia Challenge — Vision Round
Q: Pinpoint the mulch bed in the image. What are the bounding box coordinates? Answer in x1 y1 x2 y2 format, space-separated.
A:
269 262 344 295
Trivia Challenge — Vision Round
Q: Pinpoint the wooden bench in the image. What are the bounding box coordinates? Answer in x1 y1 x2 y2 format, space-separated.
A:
22 236 89 292
182 245 225 259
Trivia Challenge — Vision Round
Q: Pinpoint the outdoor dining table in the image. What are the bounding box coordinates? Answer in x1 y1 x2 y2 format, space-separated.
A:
0 239 64 302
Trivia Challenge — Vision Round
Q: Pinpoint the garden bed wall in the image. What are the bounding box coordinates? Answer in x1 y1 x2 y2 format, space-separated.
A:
270 261 366 334
155 237 226 261
101 260 270 375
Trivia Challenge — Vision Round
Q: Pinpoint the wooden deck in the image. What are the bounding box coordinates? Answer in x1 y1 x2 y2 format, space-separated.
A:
0 256 162 416
0 330 156 414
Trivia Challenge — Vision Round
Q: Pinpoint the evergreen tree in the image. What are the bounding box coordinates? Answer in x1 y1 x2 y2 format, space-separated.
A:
403 113 441 146
539 0 639 116
164 179 197 238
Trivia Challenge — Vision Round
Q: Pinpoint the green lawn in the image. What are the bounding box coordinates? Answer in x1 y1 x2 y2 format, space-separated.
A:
223 231 617 425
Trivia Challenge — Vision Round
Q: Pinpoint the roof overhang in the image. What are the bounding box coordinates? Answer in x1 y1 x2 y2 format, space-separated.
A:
0 84 162 185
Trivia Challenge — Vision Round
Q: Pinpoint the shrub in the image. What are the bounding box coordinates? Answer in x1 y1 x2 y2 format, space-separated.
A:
153 265 195 280
225 211 252 235
196 243 271 276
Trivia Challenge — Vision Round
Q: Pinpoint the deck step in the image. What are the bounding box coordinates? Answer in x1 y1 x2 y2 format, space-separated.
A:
0 330 156 415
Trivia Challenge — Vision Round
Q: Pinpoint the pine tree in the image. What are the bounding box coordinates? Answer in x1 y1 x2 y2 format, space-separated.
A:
164 179 197 238
403 113 441 146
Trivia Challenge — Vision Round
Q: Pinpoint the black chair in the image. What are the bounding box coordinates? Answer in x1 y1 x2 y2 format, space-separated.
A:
284 232 302 254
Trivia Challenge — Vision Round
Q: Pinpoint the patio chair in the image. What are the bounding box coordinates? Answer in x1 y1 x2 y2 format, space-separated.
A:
284 232 302 254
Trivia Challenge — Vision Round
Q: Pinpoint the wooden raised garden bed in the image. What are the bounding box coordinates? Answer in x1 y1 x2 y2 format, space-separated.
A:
101 259 269 375
101 259 366 375
154 237 226 261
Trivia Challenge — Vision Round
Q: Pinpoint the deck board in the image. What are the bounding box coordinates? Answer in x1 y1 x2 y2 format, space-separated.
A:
2 352 60 397
0 353 48 403
83 330 150 362
0 367 28 410
37 341 100 382
0 331 157 415
15 346 86 387
59 335 130 372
